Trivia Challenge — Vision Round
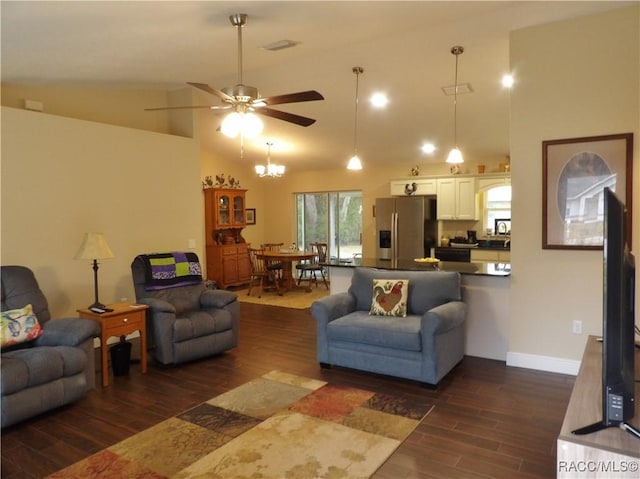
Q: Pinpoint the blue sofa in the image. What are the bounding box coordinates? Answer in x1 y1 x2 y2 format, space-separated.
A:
310 267 466 386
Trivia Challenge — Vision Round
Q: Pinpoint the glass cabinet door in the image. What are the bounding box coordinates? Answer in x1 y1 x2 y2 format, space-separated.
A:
233 194 245 226
217 194 230 227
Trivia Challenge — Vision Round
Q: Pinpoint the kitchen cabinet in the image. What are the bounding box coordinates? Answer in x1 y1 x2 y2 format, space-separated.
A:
204 188 250 288
471 249 511 262
437 177 478 220
390 178 436 196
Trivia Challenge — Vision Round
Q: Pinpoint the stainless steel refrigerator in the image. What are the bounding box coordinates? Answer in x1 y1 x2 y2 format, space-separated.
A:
376 196 437 260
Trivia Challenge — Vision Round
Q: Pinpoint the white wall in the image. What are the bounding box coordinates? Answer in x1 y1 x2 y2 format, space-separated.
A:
508 6 639 371
1 107 202 317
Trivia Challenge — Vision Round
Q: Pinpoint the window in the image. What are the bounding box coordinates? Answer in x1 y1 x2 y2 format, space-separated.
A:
484 185 511 234
296 191 362 259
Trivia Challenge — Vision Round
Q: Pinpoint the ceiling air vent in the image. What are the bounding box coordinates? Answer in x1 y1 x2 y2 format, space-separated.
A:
441 83 473 96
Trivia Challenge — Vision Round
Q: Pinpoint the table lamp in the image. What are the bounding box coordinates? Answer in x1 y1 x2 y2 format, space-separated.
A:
74 232 115 309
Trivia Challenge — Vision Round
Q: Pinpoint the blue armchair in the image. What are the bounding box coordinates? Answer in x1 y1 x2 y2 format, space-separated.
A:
311 267 466 386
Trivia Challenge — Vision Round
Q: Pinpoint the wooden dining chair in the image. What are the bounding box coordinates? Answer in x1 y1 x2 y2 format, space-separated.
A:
260 243 284 279
297 242 329 289
247 247 279 298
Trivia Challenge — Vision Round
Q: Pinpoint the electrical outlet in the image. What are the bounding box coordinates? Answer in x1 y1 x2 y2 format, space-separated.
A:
572 320 582 335
188 239 196 249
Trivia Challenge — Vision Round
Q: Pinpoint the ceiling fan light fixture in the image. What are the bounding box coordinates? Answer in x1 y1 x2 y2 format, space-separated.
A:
221 111 263 138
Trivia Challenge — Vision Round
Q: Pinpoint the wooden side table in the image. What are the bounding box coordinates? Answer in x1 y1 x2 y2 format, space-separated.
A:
78 301 148 387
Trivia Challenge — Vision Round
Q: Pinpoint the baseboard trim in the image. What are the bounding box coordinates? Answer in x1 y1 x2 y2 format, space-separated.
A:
506 351 580 376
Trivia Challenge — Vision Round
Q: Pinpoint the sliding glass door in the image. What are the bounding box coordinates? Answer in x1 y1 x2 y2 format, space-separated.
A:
296 191 362 260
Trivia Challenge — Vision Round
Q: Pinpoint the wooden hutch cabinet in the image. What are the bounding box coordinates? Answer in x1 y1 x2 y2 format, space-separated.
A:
204 188 250 289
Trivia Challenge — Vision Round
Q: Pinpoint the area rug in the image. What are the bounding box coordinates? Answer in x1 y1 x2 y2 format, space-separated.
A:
235 285 330 309
48 370 433 479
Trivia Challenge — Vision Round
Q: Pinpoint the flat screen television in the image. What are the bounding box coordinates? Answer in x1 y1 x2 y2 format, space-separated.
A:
573 187 638 438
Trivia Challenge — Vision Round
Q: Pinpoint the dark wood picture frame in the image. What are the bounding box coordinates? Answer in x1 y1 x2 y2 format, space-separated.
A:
542 133 633 250
245 208 256 225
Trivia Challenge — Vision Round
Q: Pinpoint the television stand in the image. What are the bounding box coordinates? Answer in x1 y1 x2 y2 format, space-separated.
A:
557 336 640 478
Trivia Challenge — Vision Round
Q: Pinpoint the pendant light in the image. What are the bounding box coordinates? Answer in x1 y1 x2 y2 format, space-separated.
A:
255 141 285 177
446 46 464 164
347 66 364 170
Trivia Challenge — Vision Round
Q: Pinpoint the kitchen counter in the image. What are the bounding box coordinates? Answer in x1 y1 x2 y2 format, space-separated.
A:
439 239 510 251
323 258 510 277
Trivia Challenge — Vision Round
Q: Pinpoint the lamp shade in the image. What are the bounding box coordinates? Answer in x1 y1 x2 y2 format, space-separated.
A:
347 155 363 170
74 233 115 260
446 147 464 164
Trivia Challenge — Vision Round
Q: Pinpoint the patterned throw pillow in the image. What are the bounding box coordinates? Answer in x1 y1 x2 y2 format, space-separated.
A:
1 304 44 348
370 279 409 317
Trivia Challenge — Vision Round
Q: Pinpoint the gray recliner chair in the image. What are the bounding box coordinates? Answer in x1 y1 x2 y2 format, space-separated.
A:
131 252 239 366
1 265 100 428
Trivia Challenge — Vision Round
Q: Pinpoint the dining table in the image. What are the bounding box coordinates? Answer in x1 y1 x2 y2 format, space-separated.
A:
257 249 317 294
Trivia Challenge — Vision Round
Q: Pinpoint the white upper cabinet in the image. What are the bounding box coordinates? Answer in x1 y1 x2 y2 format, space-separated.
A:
437 177 478 220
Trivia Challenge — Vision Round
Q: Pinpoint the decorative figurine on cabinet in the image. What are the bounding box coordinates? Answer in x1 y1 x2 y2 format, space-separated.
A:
405 182 418 195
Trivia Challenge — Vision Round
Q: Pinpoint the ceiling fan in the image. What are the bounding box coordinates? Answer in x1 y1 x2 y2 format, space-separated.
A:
145 13 324 130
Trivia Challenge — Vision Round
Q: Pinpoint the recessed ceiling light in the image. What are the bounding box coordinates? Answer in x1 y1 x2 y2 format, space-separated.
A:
261 40 300 51
421 143 436 154
502 74 514 88
370 92 388 108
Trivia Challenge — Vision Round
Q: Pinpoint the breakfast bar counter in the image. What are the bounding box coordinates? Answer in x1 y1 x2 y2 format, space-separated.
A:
322 257 510 277
323 258 510 361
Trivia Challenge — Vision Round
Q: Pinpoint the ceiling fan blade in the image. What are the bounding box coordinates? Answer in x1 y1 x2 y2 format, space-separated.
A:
144 105 231 112
256 107 317 127
256 90 324 106
187 82 235 102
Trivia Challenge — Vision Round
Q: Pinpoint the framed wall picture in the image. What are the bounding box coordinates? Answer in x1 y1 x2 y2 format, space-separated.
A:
245 208 256 225
542 133 633 250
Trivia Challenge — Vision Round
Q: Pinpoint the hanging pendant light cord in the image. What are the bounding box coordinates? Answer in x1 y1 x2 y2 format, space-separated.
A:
352 66 363 156
453 50 459 148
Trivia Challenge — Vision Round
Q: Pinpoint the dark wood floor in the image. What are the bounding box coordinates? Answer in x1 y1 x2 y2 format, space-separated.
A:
1 302 575 478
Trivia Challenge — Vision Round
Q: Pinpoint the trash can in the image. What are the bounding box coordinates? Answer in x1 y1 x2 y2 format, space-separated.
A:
109 338 132 376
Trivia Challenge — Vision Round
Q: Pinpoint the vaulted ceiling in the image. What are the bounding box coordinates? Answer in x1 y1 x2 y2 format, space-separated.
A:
1 1 630 171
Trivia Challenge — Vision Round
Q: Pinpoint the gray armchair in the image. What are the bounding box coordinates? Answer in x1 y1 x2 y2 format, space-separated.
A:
131 252 239 366
311 267 466 387
1 265 100 428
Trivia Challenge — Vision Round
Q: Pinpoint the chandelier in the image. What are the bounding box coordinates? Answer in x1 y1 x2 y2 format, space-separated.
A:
255 141 285 178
